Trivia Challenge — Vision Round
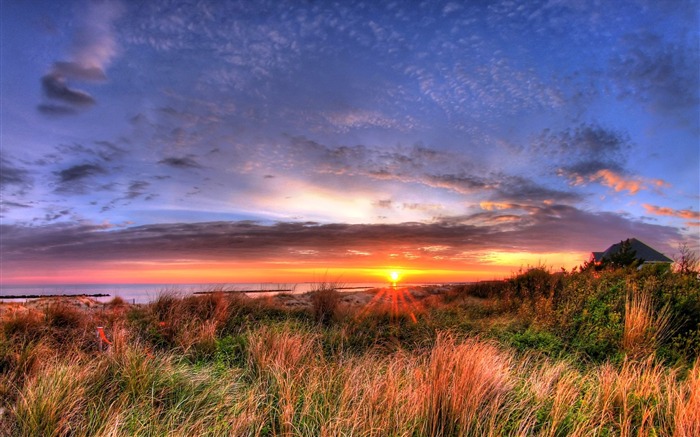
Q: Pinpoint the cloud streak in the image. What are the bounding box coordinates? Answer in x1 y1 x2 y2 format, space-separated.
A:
1 204 680 267
643 204 700 227
53 163 107 194
0 157 31 190
158 156 202 169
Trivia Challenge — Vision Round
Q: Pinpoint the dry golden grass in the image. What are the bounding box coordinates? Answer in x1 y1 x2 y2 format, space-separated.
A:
2 323 698 436
421 334 514 436
674 358 700 437
623 291 672 359
1 281 698 436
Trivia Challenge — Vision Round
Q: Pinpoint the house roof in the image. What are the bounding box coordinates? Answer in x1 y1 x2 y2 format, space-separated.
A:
594 238 672 263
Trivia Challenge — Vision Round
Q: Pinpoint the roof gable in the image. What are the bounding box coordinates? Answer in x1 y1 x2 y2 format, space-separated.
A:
601 238 672 263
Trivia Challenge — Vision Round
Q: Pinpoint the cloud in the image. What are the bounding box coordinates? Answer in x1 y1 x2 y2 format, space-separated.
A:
610 31 700 122
539 123 669 195
539 123 630 166
52 61 108 81
0 200 32 217
425 173 492 194
494 175 582 203
41 73 96 106
277 136 584 208
71 0 123 68
158 156 202 169
643 204 700 223
374 199 393 209
443 2 462 15
53 141 128 164
592 169 642 194
98 180 155 213
56 163 106 183
1 205 680 267
1 201 31 209
321 109 408 132
580 169 667 195
125 180 151 199
558 160 625 181
92 141 127 162
42 207 73 222
53 163 107 194
0 157 31 190
38 0 123 114
480 201 517 211
37 104 80 116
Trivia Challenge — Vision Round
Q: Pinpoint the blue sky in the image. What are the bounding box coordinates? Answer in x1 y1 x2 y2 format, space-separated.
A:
1 0 698 283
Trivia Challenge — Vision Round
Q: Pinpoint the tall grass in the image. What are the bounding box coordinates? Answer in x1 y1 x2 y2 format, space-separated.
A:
624 291 672 359
4 322 698 436
1 271 699 436
310 282 340 326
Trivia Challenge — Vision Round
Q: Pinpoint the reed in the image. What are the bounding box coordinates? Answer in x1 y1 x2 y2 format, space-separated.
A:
623 291 672 359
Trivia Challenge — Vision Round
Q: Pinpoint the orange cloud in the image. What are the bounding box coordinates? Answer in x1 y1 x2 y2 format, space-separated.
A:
593 169 642 193
591 170 668 195
479 201 516 210
643 204 700 220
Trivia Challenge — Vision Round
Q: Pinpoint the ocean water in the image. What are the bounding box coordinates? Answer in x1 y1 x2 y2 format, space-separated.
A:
0 282 436 304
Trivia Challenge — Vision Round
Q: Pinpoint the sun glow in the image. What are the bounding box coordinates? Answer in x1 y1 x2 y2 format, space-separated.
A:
389 271 400 283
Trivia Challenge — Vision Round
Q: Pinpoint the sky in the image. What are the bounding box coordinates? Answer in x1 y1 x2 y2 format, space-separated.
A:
1 0 698 285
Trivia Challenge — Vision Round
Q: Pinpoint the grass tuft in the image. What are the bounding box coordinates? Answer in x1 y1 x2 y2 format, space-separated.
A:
624 291 672 359
310 283 340 326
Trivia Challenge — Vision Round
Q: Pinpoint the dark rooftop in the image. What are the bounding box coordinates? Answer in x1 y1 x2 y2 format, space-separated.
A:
593 238 672 263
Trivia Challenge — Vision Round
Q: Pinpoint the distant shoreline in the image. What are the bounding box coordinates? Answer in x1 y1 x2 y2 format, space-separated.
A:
0 293 111 300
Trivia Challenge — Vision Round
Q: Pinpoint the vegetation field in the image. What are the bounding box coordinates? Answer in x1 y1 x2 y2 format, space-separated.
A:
1 267 698 436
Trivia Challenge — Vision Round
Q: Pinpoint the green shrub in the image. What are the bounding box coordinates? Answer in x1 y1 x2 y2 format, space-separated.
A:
568 293 624 362
504 327 564 355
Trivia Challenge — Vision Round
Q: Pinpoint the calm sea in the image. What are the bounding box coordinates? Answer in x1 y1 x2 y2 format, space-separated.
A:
0 282 438 304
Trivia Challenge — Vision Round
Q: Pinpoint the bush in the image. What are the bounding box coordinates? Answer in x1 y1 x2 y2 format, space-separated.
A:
503 327 564 356
507 267 563 308
457 281 509 299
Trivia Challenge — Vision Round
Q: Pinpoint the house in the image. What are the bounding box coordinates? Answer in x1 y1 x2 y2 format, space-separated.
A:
592 238 673 268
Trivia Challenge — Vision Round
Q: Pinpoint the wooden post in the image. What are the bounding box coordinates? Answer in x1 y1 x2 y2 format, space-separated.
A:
97 326 103 352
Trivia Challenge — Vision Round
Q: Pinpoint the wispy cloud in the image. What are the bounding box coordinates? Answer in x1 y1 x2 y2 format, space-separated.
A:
610 31 700 125
38 0 123 114
321 109 411 132
0 157 31 191
540 123 630 176
158 156 202 169
125 180 151 199
643 204 700 227
590 169 667 195
56 163 106 183
37 104 80 116
54 163 107 194
539 123 669 195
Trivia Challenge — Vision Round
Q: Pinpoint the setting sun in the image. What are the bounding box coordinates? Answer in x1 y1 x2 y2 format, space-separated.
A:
389 271 400 282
